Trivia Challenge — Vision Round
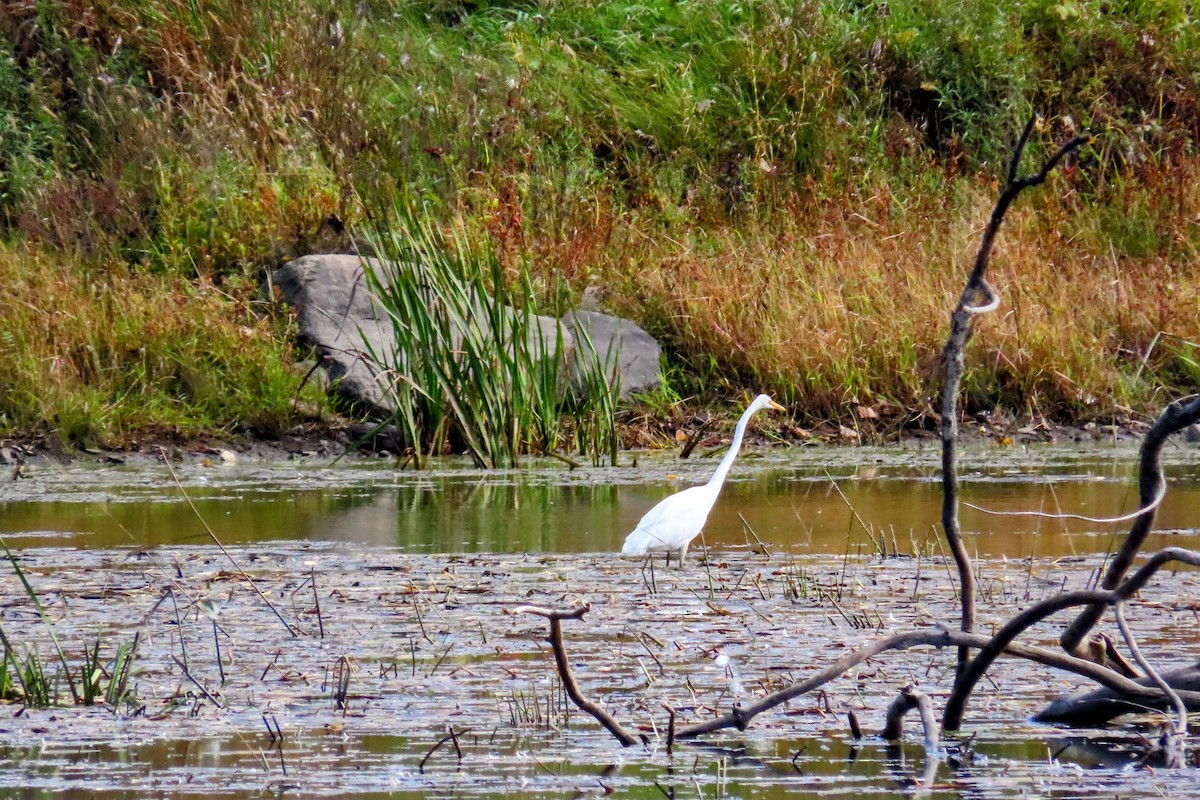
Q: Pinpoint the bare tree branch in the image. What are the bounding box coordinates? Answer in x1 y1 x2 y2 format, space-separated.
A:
943 546 1200 730
1060 394 1200 657
514 604 641 747
883 686 939 747
519 579 1200 747
677 627 1199 740
1114 602 1186 768
940 119 1090 679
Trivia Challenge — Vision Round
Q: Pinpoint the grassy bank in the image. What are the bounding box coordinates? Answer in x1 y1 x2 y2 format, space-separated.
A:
1 0 1197 448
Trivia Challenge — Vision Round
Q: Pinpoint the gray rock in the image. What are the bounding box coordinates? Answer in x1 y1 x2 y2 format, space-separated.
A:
563 309 664 399
269 255 400 415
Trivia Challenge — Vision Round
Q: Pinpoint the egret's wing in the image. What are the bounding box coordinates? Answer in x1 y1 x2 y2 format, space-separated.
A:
622 485 716 555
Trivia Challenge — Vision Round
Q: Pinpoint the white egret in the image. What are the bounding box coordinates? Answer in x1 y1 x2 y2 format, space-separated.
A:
621 394 786 565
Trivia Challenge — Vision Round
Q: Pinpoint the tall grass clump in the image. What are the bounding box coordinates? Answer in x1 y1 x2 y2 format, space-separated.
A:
362 201 618 468
0 246 329 447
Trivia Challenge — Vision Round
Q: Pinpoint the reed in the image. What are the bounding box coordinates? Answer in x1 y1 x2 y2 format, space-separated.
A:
362 198 619 468
0 539 141 709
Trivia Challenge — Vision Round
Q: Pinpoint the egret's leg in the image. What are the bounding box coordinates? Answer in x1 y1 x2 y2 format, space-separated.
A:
676 544 688 567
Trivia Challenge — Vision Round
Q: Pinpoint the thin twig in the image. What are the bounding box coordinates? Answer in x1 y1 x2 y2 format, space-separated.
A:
169 588 189 672
1114 602 1186 768
662 702 676 756
311 568 325 639
963 475 1167 523
171 655 224 708
418 727 468 773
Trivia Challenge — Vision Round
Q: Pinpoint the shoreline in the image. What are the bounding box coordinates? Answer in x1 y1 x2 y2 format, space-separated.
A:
2 413 1178 472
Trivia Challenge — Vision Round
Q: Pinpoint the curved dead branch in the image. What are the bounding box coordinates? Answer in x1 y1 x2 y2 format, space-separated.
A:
940 118 1091 677
883 686 939 747
943 547 1200 730
963 476 1168 524
514 603 641 747
1060 394 1200 658
517 601 1200 746
1114 602 1187 768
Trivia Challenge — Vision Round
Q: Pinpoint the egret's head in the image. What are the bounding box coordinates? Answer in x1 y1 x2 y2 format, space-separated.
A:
751 394 786 413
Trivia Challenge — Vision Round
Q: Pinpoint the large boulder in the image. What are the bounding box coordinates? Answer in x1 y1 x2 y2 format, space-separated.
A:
270 255 666 415
270 255 398 415
562 309 665 399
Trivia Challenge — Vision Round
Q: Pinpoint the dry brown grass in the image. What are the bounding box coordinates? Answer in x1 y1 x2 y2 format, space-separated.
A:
0 246 324 445
528 164 1200 426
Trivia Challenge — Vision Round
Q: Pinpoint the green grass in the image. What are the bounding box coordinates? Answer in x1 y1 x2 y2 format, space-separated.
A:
0 247 329 447
1 0 1198 441
0 538 141 709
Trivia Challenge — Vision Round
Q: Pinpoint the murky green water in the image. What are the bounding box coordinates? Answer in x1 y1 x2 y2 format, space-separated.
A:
2 442 1198 557
0 441 1197 797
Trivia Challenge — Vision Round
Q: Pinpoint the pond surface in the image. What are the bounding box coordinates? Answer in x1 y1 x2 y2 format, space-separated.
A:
0 441 1198 798
4 441 1200 557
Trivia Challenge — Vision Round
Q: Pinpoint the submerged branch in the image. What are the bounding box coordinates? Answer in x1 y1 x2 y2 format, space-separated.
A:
521 573 1200 748
676 626 1174 740
883 686 939 748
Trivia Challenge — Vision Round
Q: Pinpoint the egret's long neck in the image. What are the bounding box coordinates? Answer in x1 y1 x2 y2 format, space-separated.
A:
706 405 758 490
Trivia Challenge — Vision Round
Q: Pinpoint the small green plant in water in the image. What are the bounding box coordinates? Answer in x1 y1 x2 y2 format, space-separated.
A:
0 539 140 709
361 199 618 468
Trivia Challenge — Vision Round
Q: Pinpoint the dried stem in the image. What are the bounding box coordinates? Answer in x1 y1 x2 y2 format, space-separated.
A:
160 449 297 637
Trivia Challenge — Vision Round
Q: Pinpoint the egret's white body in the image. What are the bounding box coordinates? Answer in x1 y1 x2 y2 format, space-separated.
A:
621 394 785 565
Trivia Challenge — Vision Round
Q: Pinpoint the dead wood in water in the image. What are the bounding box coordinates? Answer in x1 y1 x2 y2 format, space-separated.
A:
942 547 1200 731
883 686 938 747
517 599 1200 745
513 604 641 747
1059 395 1200 660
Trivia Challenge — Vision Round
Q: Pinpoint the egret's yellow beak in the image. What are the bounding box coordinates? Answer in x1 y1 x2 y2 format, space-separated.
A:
769 400 786 412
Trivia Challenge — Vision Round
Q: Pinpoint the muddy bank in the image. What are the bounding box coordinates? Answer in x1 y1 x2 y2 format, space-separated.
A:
2 408 1178 473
